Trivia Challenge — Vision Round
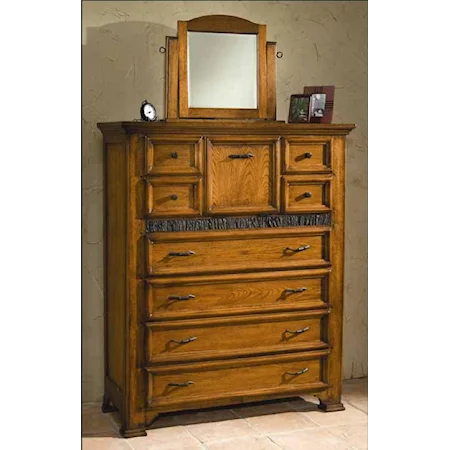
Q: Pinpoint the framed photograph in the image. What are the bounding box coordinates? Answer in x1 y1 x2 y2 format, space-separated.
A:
288 94 311 123
304 85 335 123
310 93 326 118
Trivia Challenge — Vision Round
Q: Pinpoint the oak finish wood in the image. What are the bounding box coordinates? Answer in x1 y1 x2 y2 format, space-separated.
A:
98 121 354 436
317 136 347 412
146 310 328 364
145 176 202 218
145 136 203 175
205 136 280 215
186 15 260 34
98 122 355 136
105 143 127 390
148 352 326 407
282 136 332 174
146 268 330 320
147 228 329 276
266 42 277 121
281 175 332 214
165 37 178 120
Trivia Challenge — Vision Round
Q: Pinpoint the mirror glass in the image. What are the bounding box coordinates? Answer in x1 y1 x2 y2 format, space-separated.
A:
188 32 258 109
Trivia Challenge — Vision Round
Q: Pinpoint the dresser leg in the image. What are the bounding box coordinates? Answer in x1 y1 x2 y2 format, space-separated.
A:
101 395 118 413
146 411 159 427
120 427 148 438
318 398 345 412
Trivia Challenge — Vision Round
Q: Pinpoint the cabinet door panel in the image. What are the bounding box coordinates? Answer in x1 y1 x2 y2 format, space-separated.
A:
206 137 280 215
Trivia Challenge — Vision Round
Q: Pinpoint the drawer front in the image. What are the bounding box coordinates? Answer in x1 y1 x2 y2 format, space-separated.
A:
282 137 331 173
147 269 329 320
147 312 327 363
205 136 280 215
146 136 203 175
282 176 331 213
148 353 326 406
147 228 329 276
147 177 202 217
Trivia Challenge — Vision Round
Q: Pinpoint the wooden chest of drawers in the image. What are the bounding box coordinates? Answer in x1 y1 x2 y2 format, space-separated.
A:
98 120 355 437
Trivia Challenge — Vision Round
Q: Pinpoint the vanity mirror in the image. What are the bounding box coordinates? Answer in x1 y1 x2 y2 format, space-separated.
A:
166 15 277 120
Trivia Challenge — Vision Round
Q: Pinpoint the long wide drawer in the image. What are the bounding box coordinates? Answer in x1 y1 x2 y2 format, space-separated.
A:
147 268 330 320
146 227 330 276
146 310 328 364
147 351 328 407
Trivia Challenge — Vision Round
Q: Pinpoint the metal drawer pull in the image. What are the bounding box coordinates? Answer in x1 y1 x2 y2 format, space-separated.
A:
168 294 196 301
170 336 197 344
304 192 312 198
171 152 178 159
168 251 196 257
284 287 307 293
285 245 310 253
170 194 178 200
285 326 309 335
304 152 313 158
286 368 309 376
168 381 194 387
229 153 254 159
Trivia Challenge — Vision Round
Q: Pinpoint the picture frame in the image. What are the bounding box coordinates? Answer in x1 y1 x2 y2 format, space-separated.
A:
288 94 311 123
303 85 335 123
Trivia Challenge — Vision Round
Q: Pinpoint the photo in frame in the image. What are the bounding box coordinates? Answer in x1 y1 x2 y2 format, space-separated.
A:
288 94 311 123
303 85 335 123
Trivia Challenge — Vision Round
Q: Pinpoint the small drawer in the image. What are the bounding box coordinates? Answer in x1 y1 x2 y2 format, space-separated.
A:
147 352 328 407
282 137 331 174
282 176 331 213
146 136 203 175
147 228 329 276
147 269 329 320
146 177 202 217
146 311 328 364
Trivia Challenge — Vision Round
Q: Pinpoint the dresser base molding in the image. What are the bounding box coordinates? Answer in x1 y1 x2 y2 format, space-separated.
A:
318 400 345 412
140 385 330 434
120 427 148 438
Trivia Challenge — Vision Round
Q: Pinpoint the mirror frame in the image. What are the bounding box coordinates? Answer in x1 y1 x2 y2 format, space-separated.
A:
177 15 268 120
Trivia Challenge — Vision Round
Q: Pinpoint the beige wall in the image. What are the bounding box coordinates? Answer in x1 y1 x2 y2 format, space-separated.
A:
82 1 368 402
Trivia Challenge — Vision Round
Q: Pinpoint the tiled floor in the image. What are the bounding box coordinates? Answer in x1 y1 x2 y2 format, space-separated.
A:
82 377 367 450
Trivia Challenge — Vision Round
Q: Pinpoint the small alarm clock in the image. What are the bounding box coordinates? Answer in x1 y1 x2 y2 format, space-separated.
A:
140 100 158 122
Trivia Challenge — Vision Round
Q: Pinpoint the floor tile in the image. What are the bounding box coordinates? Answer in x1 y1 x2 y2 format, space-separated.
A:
326 423 368 450
186 418 260 443
232 400 296 418
303 403 367 427
82 412 121 437
127 426 203 450
244 412 318 435
345 398 368 413
269 428 355 450
83 402 103 414
82 437 133 450
205 435 281 450
342 378 368 398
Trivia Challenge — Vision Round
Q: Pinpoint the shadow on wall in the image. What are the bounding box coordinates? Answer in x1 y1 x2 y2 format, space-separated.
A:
82 21 175 402
82 21 175 124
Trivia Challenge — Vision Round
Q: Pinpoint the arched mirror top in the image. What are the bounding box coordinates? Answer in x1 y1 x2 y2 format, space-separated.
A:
167 15 276 121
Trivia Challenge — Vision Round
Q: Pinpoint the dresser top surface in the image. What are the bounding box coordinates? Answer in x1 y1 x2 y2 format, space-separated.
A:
97 120 356 136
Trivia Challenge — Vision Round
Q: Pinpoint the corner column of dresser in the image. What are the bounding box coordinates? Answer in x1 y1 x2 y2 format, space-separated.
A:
318 135 346 412
122 133 151 436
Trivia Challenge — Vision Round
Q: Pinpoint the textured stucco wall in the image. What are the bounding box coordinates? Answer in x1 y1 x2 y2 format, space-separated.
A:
82 1 368 402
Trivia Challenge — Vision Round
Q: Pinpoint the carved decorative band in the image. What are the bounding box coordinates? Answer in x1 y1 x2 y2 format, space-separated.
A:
146 213 331 233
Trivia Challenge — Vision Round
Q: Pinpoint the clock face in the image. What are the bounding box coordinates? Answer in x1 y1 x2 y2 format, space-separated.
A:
143 103 156 120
